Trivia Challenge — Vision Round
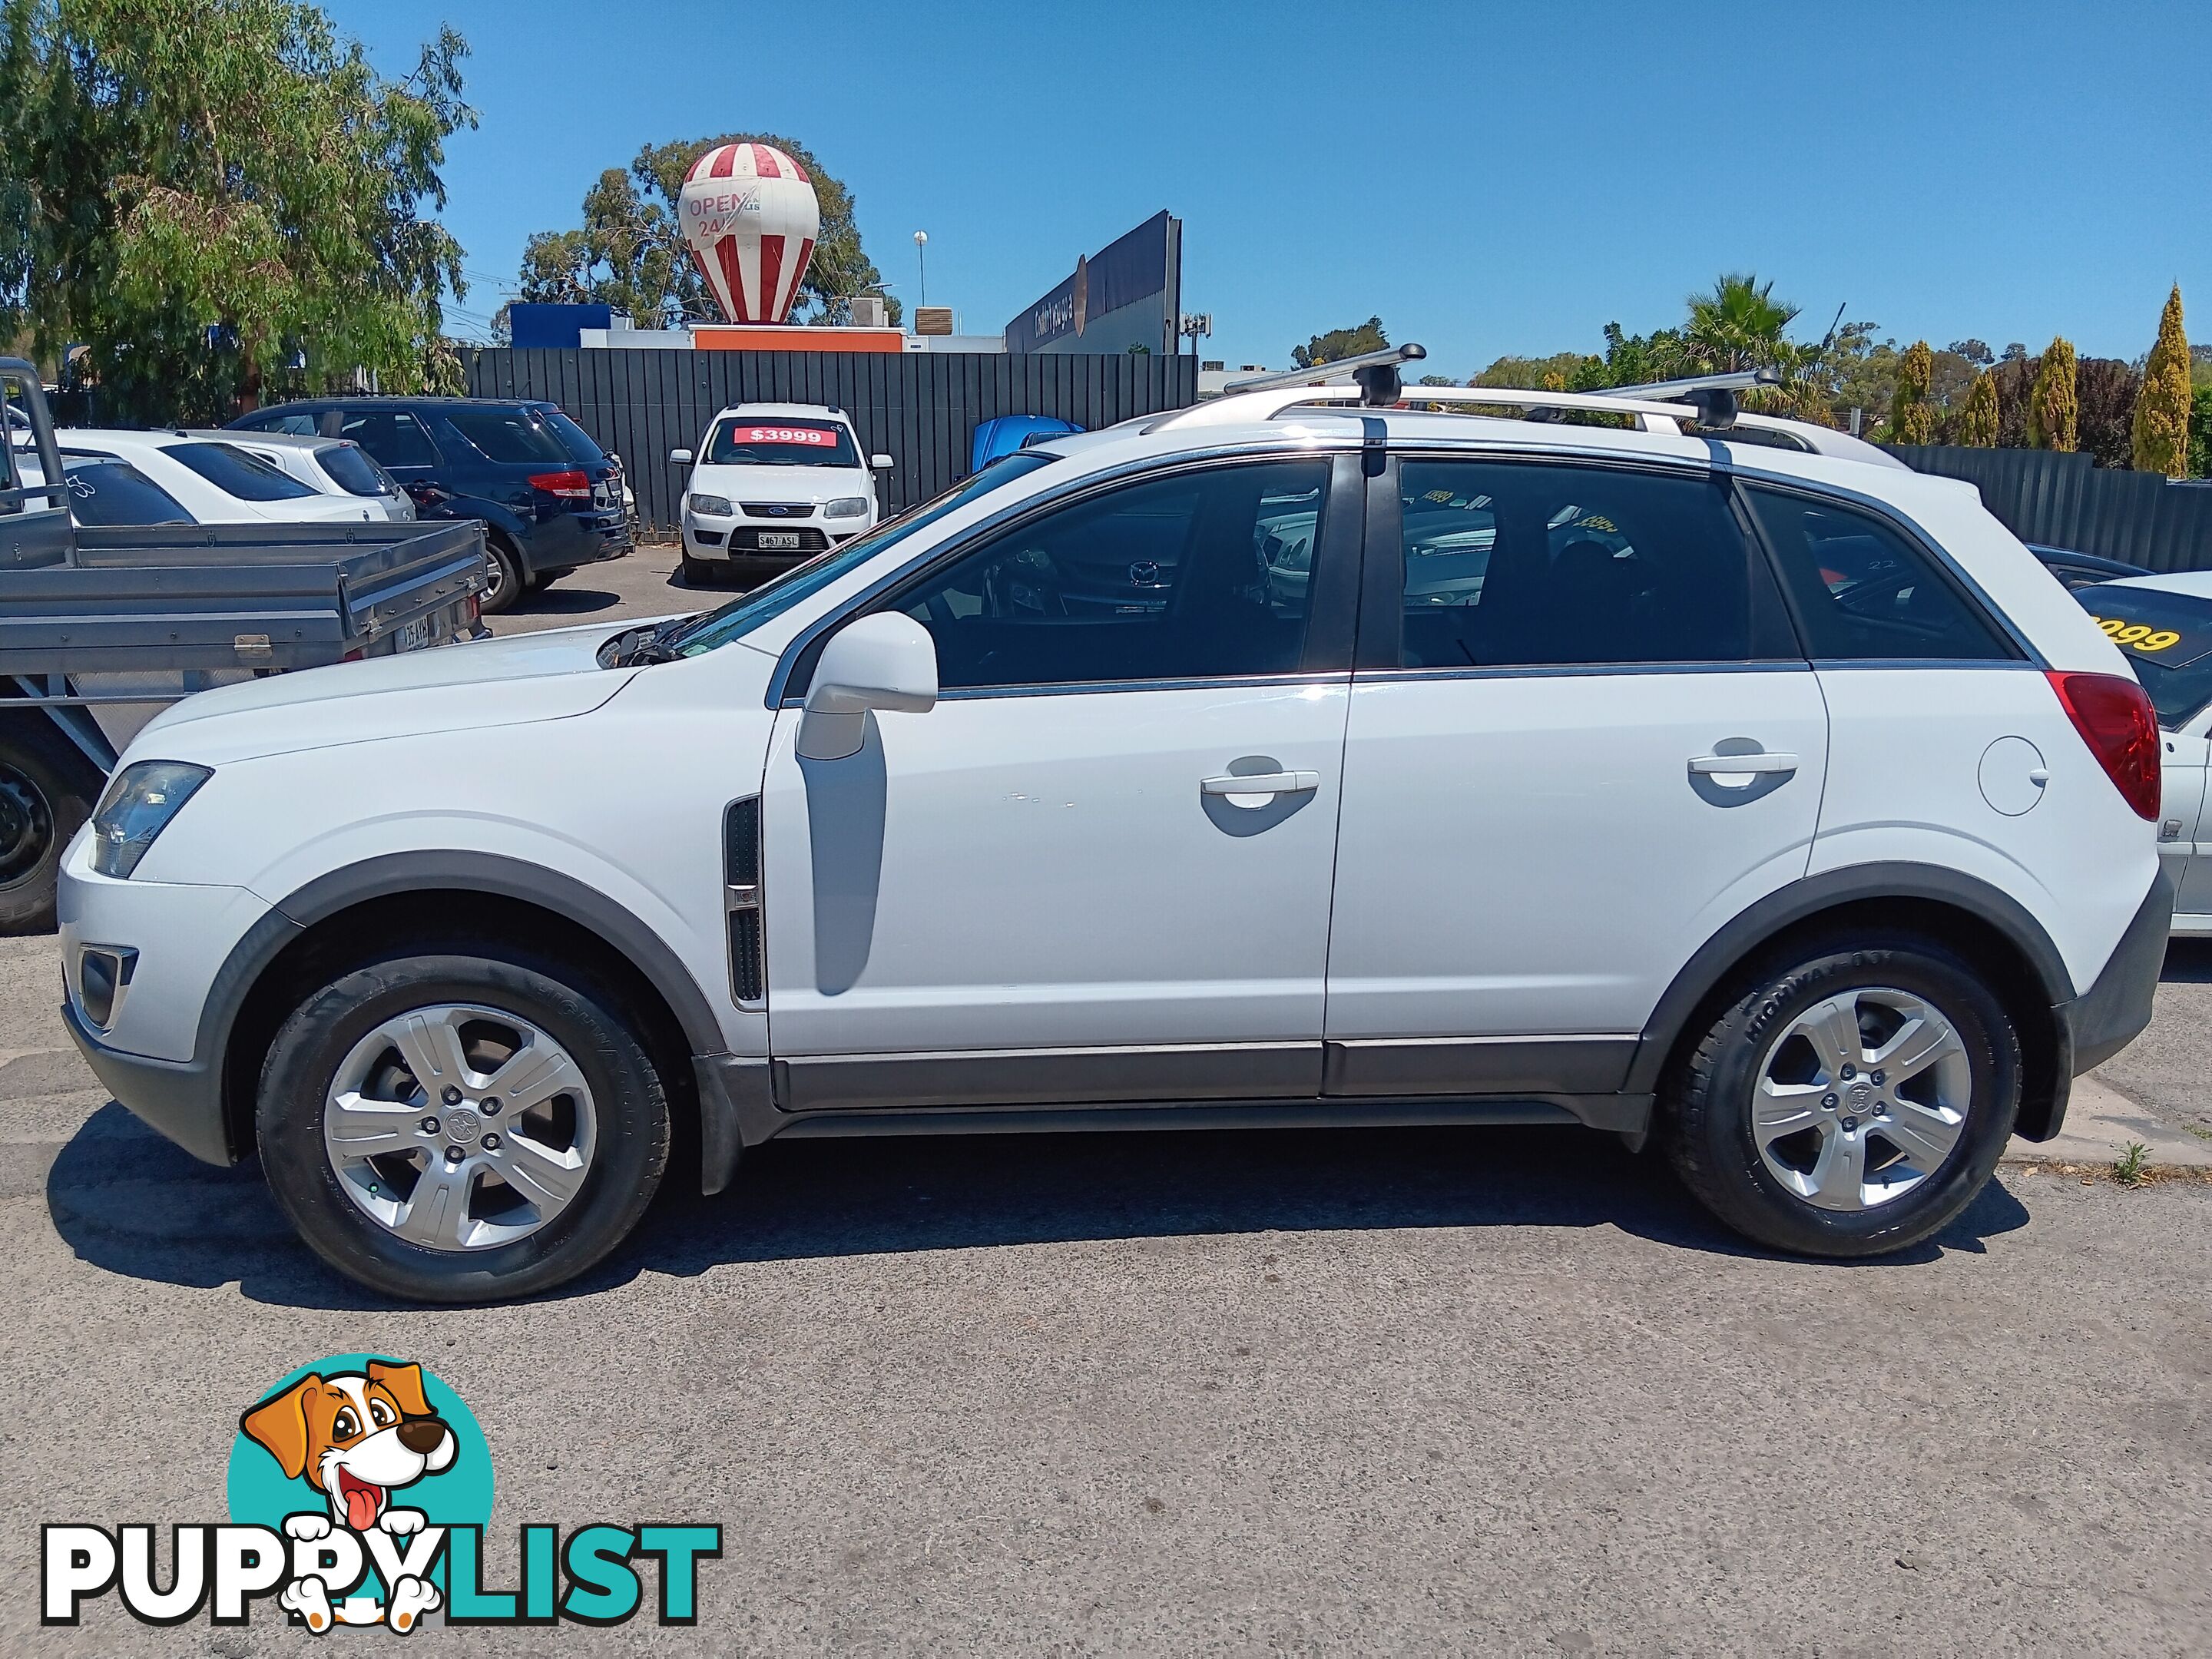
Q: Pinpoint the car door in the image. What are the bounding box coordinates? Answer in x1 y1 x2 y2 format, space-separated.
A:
758 453 1360 1111
1325 455 1829 1101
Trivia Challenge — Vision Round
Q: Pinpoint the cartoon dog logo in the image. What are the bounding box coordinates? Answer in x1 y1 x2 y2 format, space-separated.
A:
240 1359 456 1633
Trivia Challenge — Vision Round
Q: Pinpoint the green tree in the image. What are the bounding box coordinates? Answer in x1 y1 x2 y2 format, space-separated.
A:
2190 385 2212 478
1889 341 1937 444
1680 272 1800 372
2134 283 2192 476
0 0 472 421
516 134 897 328
1957 369 1998 446
2028 337 2078 450
1291 316 1386 368
1471 351 1593 389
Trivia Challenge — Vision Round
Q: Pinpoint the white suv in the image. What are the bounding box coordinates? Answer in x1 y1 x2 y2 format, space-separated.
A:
672 402 891 587
58 380 2171 1301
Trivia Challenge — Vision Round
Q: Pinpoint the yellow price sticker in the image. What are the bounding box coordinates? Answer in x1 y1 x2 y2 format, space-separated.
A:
2092 616 2182 652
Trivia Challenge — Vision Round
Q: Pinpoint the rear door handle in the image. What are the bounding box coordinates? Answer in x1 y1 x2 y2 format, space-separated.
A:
1201 770 1320 796
1688 751 1798 780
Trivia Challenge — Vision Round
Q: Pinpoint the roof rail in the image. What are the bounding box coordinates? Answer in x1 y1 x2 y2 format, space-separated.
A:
1223 343 1429 406
1158 382 1699 432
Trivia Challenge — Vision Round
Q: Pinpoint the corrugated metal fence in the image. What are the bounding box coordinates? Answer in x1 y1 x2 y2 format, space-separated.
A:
462 348 1200 531
1889 445 2212 573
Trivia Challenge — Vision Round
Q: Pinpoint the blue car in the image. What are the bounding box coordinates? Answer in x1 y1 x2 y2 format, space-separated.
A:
229 397 631 613
969 415 1084 475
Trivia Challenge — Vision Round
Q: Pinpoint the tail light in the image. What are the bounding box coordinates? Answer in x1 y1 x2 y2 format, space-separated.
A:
528 469 592 500
2046 670 2160 820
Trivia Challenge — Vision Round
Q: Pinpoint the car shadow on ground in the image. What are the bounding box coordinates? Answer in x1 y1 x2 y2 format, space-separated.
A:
509 584 622 616
2157 938 2212 983
45 1101 2032 1313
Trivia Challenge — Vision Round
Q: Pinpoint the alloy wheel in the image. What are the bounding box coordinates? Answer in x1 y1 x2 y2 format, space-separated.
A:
1751 986 1972 1211
323 1002 597 1250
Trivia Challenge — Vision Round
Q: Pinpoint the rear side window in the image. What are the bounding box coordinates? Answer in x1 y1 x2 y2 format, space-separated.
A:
442 407 571 465
889 459 1327 690
1392 460 1787 669
337 411 441 470
164 442 319 501
64 460 193 525
1747 488 2016 661
316 444 392 496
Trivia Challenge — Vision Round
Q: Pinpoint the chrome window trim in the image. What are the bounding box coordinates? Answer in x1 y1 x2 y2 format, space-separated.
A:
1352 661 1811 684
764 439 1356 708
935 671 1347 704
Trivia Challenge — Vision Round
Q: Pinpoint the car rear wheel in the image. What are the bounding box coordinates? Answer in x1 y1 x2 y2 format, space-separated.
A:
478 537 525 614
1658 933 2020 1257
256 949 669 1302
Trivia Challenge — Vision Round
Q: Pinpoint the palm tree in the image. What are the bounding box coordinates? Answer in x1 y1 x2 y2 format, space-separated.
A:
1681 273 1802 373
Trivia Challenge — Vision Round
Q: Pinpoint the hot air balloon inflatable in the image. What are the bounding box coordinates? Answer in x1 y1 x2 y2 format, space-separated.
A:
679 142 821 324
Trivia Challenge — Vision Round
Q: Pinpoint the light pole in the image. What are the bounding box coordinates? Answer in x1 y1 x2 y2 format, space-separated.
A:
912 231 929 310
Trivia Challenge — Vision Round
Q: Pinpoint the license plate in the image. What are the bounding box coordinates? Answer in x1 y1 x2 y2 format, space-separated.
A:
757 531 803 550
393 616 434 652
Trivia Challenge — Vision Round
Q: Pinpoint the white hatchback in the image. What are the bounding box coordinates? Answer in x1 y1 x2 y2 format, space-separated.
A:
671 402 890 586
55 430 383 525
186 429 416 522
59 376 2171 1302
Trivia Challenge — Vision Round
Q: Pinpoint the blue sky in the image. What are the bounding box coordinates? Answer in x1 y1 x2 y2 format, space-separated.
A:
329 0 2212 377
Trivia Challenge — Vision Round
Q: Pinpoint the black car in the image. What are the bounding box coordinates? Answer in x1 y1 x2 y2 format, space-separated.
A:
2028 543 2146 591
228 397 629 611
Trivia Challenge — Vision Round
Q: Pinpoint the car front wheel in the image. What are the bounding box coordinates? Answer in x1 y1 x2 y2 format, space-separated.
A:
256 949 669 1302
1659 933 2021 1257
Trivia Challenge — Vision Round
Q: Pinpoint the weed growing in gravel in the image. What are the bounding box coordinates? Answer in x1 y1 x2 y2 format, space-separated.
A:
2113 1141 2151 1187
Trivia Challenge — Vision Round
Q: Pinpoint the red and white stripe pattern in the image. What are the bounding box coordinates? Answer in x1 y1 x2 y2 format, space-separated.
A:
677 143 820 324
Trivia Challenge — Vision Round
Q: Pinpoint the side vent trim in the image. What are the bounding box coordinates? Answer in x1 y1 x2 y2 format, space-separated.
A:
723 796 765 1009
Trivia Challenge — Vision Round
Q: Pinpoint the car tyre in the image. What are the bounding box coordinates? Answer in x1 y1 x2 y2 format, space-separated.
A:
0 721 100 935
680 553 719 588
257 949 670 1303
479 537 525 614
1658 932 2021 1258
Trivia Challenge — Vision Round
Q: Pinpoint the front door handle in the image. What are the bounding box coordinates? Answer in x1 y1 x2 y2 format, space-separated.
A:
1201 770 1320 796
1688 751 1799 781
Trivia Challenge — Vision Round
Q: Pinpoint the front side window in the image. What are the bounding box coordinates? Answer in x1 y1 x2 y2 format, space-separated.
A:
164 441 320 501
704 417 860 469
1746 487 2015 661
337 411 441 470
251 411 321 436
886 459 1327 690
669 452 1060 657
1393 459 1777 669
442 406 573 465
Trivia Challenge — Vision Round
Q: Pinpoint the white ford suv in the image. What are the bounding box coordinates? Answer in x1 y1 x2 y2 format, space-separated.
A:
58 373 2171 1302
672 402 891 588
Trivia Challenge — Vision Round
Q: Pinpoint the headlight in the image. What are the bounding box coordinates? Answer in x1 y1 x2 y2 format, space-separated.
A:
89 761 212 879
687 492 733 518
823 496 869 519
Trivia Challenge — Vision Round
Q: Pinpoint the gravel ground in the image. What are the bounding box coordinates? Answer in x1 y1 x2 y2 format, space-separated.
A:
2 551 2206 1654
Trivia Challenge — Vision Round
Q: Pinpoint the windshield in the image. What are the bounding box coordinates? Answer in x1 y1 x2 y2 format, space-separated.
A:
315 443 393 496
704 417 860 468
164 441 320 500
2078 584 2212 728
664 452 1060 657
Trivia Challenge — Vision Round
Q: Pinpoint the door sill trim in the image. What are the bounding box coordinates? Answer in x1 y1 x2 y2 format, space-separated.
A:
758 1093 1652 1142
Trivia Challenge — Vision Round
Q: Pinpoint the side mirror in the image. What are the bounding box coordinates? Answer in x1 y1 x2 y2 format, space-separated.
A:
869 453 893 470
797 612 938 761
669 448 694 466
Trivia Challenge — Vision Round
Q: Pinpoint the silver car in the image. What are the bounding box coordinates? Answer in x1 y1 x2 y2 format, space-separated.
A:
186 429 415 522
